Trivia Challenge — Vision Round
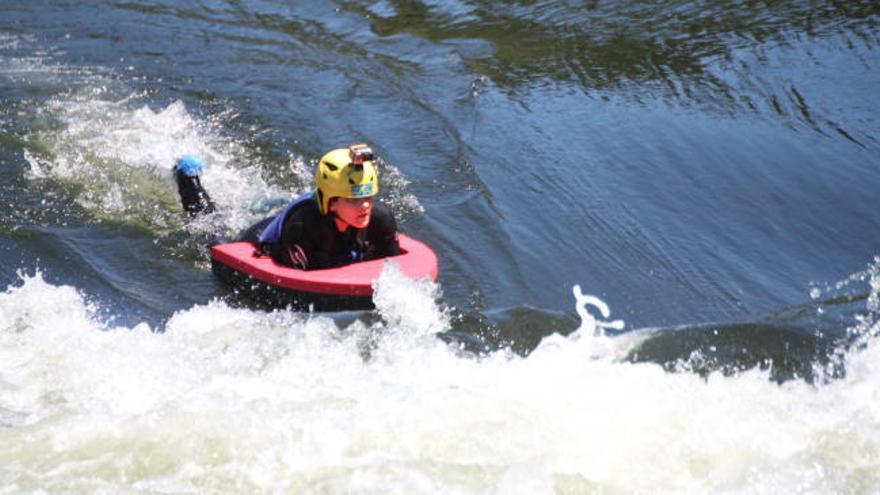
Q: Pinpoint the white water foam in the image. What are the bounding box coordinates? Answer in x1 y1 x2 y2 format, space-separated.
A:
23 92 284 235
2 32 286 235
2 262 880 493
9 32 423 240
22 88 424 236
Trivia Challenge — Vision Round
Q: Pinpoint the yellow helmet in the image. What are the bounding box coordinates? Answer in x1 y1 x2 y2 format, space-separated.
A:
315 144 379 215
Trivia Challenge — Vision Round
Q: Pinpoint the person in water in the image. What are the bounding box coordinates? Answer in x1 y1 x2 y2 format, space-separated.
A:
173 155 215 216
174 144 400 270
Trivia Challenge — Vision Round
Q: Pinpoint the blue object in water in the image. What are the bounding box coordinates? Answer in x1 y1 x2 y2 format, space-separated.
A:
175 155 204 177
251 196 291 214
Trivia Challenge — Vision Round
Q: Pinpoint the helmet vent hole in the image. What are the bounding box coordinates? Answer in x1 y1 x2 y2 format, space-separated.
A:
323 173 328 179
348 178 355 185
325 163 338 171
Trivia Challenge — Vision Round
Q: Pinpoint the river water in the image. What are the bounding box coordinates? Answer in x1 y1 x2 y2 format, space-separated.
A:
2 1 879 493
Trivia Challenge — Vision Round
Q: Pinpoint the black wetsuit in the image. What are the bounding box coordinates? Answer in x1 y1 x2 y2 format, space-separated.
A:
240 197 400 270
175 170 215 216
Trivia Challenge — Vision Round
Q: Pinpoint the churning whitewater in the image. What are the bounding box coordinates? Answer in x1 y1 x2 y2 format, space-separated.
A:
2 261 880 493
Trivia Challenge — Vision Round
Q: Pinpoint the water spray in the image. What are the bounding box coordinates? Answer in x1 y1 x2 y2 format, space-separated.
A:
572 284 625 337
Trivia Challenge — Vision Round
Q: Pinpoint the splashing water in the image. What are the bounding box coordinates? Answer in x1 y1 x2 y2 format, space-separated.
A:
808 257 880 348
572 284 625 337
21 89 424 238
2 263 880 492
22 91 283 235
7 33 425 256
373 261 447 338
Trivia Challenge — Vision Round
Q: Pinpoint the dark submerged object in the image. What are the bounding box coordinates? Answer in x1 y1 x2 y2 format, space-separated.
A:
174 156 216 216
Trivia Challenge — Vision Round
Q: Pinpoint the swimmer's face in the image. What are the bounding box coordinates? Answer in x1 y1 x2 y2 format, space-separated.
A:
330 196 373 229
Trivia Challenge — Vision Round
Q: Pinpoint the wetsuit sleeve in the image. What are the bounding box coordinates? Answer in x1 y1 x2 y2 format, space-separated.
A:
369 204 401 258
270 213 311 269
